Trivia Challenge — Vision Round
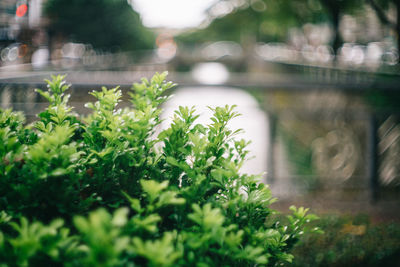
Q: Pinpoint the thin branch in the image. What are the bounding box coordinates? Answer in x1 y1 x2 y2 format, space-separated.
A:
366 0 397 29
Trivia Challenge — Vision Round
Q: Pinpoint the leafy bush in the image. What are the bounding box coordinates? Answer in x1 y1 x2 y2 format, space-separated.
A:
0 73 320 266
285 214 400 267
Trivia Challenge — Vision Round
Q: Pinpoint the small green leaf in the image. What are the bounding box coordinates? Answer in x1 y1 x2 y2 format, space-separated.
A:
141 179 169 203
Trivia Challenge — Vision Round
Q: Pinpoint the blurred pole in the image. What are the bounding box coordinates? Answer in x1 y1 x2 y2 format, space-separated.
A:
368 113 379 203
397 1 400 65
266 113 277 185
29 0 42 28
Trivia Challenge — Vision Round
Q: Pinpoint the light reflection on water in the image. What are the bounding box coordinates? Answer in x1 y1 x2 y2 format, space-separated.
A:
191 62 230 85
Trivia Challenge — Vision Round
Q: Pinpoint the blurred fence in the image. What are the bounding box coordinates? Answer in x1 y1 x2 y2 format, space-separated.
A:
1 64 400 210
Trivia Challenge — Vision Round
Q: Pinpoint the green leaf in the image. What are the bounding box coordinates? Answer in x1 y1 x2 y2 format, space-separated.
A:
132 232 181 266
132 214 161 233
156 191 185 208
188 203 225 230
141 179 169 203
111 208 129 227
122 192 142 213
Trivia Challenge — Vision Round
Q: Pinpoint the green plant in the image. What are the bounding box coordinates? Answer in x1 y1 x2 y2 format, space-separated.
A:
0 73 321 266
285 214 400 267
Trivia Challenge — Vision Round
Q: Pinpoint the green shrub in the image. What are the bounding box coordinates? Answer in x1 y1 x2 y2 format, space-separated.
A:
286 214 400 267
0 73 321 266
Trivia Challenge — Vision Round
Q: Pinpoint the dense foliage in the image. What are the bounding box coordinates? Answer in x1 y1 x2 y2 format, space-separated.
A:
44 0 154 51
0 73 320 266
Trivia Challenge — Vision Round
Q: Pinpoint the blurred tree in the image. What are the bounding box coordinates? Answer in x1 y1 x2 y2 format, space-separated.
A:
318 0 362 54
179 0 326 46
44 0 154 51
179 0 362 55
367 0 400 62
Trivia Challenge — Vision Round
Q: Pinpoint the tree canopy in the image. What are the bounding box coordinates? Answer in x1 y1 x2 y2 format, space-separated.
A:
179 0 327 45
367 0 400 60
178 0 363 53
44 0 154 51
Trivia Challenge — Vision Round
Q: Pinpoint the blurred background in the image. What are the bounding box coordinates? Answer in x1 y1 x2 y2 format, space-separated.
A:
1 0 400 219
2 1 400 265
